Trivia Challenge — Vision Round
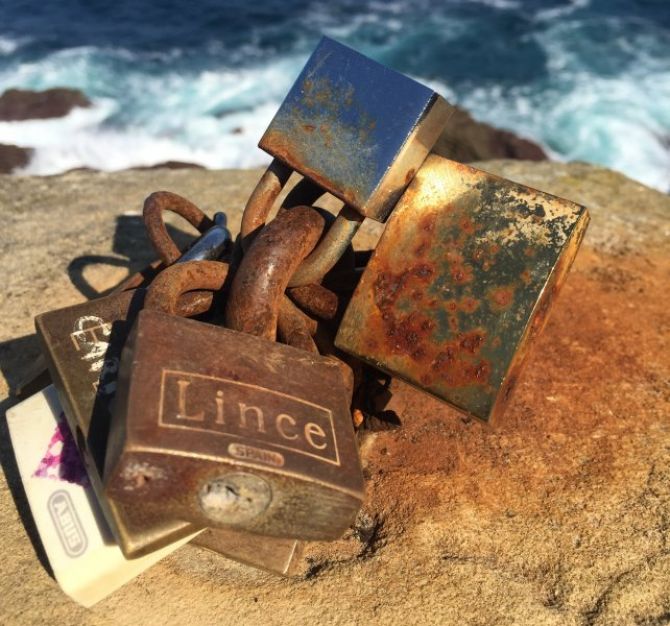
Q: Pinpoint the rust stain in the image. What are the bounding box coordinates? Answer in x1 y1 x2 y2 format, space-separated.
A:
459 217 476 234
489 286 515 310
460 296 479 313
419 213 437 233
450 263 474 284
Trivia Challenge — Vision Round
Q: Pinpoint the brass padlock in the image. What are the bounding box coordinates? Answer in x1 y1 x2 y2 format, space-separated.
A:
335 155 590 422
105 209 364 540
13 192 231 400
240 36 452 287
33 194 232 557
35 286 212 557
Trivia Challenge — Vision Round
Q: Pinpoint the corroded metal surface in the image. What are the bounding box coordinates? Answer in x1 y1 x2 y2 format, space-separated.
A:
226 205 325 341
278 296 319 353
336 155 590 422
288 283 339 321
34 288 213 557
143 191 215 264
240 158 292 249
287 205 363 287
144 260 228 315
104 309 364 540
259 37 452 222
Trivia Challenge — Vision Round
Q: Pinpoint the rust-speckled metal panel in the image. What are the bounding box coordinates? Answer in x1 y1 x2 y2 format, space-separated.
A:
259 37 452 222
104 310 364 541
335 155 590 422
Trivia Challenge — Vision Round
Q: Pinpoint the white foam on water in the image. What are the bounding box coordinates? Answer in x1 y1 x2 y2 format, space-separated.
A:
0 46 303 174
0 11 668 191
0 35 24 56
3 100 277 175
534 0 591 22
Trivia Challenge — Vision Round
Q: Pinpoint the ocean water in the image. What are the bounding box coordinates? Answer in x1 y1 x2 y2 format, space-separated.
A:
0 0 668 190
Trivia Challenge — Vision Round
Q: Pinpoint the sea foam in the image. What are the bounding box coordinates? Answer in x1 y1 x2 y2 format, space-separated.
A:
0 1 667 191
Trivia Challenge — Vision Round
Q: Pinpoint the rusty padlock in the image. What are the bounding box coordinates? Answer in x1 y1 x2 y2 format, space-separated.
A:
35 287 211 557
13 192 232 400
241 36 452 286
105 208 364 540
33 194 231 557
335 155 590 422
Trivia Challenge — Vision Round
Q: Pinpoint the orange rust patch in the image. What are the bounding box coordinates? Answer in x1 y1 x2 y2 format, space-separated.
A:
460 296 480 313
450 263 474 284
459 217 476 234
489 285 515 310
419 213 437 233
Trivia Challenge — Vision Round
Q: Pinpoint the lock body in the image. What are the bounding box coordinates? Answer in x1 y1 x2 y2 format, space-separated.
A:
105 308 364 540
35 290 209 557
5 385 201 606
336 155 590 422
259 36 452 221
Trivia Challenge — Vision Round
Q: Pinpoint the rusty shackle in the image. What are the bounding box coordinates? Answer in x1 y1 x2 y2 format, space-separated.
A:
226 205 326 342
144 260 228 316
240 165 363 287
144 191 216 265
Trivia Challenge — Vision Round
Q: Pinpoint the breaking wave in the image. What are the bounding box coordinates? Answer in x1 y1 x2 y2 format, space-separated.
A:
0 0 668 190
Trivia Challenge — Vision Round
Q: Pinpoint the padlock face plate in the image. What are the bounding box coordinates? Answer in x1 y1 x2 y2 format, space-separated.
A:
336 155 590 422
35 290 199 557
105 310 364 540
35 290 143 465
259 36 452 221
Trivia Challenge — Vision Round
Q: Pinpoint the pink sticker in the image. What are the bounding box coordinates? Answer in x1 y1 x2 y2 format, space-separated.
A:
34 413 90 487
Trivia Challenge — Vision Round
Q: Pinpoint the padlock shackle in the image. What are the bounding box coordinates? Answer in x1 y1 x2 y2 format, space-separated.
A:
144 191 216 265
240 158 292 251
226 205 325 341
144 260 228 315
288 205 362 287
242 162 362 287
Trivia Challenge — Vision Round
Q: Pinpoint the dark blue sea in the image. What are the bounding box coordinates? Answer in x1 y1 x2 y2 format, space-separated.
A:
0 0 668 190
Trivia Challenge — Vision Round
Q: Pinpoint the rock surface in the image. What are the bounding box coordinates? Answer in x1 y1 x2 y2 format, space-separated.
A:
435 106 548 162
0 160 668 625
0 88 91 121
0 143 32 173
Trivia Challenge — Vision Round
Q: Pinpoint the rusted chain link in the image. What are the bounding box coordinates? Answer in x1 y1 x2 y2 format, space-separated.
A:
241 162 362 287
144 260 228 315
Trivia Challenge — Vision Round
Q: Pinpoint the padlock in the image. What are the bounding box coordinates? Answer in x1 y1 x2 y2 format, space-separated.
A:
12 193 231 400
240 36 452 287
33 195 231 557
35 287 213 557
257 36 451 222
6 385 314 606
335 155 590 422
5 385 199 606
105 209 364 540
